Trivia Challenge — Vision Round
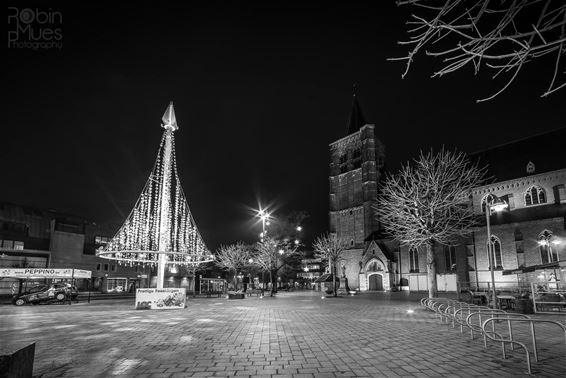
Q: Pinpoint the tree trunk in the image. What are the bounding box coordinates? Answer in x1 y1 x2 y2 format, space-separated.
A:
269 270 275 297
332 259 337 297
271 269 277 296
426 241 437 298
231 270 237 291
192 266 196 297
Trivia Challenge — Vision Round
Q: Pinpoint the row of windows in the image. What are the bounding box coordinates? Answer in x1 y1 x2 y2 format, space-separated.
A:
338 148 362 173
96 263 116 272
487 230 560 269
481 184 566 212
0 239 24 250
95 263 142 273
406 229 559 273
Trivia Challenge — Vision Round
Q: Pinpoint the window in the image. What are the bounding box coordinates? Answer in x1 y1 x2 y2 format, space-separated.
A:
514 228 524 258
95 236 111 245
103 263 109 272
367 261 382 272
487 235 502 269
111 264 116 272
525 186 546 206
539 230 558 264
13 241 24 250
444 245 457 271
2 240 14 249
555 184 566 203
352 148 361 169
96 263 102 271
409 249 419 273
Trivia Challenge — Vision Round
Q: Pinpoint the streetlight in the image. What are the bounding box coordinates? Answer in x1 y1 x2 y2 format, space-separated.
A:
485 195 508 309
257 208 271 242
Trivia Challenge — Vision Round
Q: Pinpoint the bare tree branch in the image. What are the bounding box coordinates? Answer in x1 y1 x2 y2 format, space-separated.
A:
391 0 566 101
312 233 350 297
376 148 488 297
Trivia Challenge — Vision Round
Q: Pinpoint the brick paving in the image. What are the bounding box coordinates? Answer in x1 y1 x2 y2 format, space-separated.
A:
1 291 564 377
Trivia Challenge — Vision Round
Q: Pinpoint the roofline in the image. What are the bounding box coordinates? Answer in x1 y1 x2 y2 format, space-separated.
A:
329 123 375 146
468 125 566 156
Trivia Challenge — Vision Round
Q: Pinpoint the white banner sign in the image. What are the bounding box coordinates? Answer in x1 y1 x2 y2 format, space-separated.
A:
0 268 92 279
72 269 92 279
135 288 186 310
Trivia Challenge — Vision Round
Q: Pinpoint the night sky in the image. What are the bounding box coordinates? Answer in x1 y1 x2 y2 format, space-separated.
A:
4 1 565 251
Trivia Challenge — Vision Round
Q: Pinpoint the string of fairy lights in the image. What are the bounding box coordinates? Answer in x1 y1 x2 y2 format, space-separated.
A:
96 103 212 270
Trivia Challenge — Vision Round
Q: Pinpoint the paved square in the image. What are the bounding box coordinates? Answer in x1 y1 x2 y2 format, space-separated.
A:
1 291 564 377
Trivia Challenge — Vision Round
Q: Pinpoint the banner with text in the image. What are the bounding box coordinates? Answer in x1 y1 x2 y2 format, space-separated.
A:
0 268 92 279
135 288 186 310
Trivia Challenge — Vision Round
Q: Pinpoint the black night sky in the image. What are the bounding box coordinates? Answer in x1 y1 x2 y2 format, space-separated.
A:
4 1 565 250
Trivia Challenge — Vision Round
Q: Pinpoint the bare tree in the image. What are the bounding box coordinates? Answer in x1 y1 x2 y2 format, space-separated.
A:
376 149 487 298
391 0 566 101
215 242 250 291
251 237 302 296
312 233 350 297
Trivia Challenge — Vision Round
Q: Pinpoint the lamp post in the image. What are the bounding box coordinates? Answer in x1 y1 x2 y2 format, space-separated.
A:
258 209 270 242
256 208 271 288
485 195 508 309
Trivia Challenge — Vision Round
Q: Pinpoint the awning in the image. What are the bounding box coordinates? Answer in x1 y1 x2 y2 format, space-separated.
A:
502 261 563 275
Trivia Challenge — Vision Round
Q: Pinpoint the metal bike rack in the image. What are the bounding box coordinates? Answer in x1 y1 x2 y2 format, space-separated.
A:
481 317 566 374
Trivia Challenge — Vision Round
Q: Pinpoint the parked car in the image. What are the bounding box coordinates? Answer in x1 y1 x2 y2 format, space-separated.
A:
12 283 78 306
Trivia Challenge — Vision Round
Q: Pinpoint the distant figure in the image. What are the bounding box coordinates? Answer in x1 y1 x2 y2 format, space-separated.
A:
342 265 346 278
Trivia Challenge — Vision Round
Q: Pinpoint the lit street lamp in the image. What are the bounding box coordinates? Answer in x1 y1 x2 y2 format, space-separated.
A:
485 195 509 309
257 209 271 242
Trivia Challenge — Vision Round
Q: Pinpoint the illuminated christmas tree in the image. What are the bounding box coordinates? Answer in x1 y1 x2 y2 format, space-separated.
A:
97 102 212 288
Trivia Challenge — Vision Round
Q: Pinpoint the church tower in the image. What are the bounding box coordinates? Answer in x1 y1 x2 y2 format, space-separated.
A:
329 92 385 247
329 92 395 291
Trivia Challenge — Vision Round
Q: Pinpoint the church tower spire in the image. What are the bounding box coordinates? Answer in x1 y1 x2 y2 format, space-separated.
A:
346 84 367 135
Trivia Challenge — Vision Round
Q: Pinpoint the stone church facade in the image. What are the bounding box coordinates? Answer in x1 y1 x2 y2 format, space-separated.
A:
329 94 566 293
328 94 398 291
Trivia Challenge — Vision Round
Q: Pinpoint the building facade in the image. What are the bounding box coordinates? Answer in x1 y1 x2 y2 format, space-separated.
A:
0 202 146 294
328 94 399 291
329 97 566 293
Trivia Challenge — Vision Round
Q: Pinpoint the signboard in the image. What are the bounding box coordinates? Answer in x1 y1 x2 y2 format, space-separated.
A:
72 269 92 279
135 288 186 310
0 268 92 279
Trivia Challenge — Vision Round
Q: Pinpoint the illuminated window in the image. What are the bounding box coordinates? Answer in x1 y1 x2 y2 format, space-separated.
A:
525 186 546 206
487 235 502 269
409 249 419 273
538 230 558 264
14 241 24 250
444 245 457 271
95 236 111 245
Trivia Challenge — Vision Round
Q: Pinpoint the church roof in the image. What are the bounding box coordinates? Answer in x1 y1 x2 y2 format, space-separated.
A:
346 93 367 135
468 126 566 182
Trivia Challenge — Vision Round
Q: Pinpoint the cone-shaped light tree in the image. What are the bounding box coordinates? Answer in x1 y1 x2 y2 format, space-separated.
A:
97 102 212 289
376 149 487 298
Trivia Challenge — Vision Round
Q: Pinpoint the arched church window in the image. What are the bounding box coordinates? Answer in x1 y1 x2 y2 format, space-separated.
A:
525 186 546 206
538 230 557 264
409 249 419 273
487 235 503 269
